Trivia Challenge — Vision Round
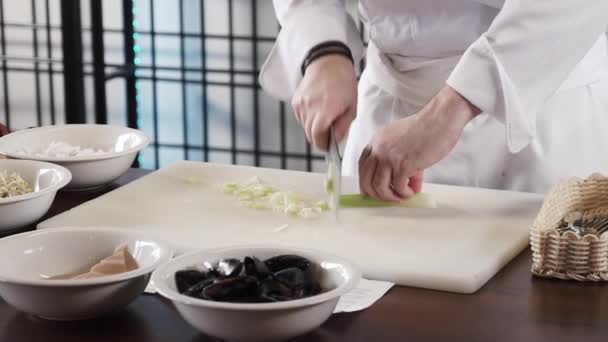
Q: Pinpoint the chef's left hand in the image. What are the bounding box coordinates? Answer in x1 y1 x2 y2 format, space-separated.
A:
359 86 480 201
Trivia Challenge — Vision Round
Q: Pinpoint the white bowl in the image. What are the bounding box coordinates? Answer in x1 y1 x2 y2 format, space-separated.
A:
0 159 71 232
152 246 361 342
0 124 149 191
0 227 172 320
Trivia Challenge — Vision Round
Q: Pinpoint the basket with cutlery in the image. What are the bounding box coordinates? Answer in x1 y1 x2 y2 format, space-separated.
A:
530 173 608 281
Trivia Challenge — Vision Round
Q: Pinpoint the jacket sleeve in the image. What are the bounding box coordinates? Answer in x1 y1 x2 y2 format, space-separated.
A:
446 1 608 153
259 1 364 101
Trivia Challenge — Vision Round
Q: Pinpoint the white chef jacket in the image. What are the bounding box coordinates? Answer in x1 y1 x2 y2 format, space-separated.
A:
259 0 608 194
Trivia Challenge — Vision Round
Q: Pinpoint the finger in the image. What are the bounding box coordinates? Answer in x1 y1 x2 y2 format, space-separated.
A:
303 111 314 146
292 103 303 127
372 164 401 201
409 171 424 194
359 145 372 161
392 168 415 199
311 114 330 151
333 105 356 144
358 148 377 197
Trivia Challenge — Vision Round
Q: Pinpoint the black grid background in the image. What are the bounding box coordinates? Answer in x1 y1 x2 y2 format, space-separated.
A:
0 0 366 171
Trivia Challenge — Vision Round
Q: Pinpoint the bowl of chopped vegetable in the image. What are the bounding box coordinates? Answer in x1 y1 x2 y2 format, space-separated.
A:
0 124 149 191
151 245 361 342
0 159 71 232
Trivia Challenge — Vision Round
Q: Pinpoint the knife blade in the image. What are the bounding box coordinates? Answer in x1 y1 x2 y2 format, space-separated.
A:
326 126 342 219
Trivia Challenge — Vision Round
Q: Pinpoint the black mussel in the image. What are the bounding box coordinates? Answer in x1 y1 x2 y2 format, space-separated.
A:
264 255 311 273
183 278 215 298
244 256 271 279
259 278 294 302
176 254 322 303
202 276 259 302
216 258 243 278
273 267 307 289
293 282 322 299
175 269 209 293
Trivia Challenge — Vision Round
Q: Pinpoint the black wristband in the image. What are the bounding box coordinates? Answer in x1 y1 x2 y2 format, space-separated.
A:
301 40 354 76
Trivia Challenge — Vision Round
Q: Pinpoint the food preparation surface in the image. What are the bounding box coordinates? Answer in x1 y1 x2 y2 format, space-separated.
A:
38 161 543 293
2 169 608 342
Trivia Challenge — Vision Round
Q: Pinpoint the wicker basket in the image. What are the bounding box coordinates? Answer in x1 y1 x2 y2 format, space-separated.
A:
531 173 608 281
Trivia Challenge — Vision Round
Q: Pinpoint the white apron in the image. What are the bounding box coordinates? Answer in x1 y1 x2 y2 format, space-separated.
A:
343 36 608 194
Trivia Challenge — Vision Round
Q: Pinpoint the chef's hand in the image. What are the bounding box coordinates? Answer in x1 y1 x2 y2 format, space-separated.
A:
292 54 357 151
359 86 480 201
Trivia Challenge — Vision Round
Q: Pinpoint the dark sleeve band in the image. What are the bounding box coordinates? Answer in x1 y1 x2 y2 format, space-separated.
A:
301 40 354 76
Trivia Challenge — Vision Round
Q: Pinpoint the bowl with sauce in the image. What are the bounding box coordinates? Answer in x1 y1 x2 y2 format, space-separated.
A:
0 227 172 320
0 159 71 232
151 245 361 342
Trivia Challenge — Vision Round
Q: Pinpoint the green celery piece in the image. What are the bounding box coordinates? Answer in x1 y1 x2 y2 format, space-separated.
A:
324 179 334 194
339 193 436 208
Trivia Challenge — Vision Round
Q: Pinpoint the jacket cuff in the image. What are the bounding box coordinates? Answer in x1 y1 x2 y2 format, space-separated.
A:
259 6 363 101
446 35 536 153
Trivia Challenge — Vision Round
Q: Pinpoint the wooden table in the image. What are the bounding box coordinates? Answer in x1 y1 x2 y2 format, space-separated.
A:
1 169 607 342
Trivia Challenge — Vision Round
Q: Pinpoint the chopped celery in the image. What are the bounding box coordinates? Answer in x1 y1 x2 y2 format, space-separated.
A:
184 176 202 184
324 179 334 194
315 200 330 211
339 193 437 208
222 178 328 219
222 178 436 220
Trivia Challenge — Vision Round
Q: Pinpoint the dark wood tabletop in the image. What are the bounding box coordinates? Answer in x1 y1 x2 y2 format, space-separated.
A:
1 168 607 342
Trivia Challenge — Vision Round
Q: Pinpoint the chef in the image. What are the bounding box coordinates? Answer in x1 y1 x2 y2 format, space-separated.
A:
259 1 608 201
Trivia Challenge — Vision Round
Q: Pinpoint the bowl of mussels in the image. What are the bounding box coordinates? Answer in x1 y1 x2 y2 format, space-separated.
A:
151 246 360 342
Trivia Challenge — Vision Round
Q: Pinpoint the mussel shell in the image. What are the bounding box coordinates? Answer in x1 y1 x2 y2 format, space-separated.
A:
202 276 259 302
273 267 308 289
259 278 294 302
183 278 215 298
264 255 311 273
175 270 209 293
244 256 271 279
175 254 322 303
293 282 322 299
216 258 244 278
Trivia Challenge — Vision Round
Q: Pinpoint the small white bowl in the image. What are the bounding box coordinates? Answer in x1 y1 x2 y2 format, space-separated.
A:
0 159 71 232
152 246 361 342
0 124 149 191
0 227 172 320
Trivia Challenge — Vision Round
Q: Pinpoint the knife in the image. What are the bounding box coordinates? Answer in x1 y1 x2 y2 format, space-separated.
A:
326 126 342 219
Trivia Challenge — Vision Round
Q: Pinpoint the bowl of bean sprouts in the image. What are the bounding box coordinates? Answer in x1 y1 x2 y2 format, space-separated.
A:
0 159 71 232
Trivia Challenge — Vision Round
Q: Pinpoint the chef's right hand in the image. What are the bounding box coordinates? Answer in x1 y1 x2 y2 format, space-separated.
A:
291 54 357 151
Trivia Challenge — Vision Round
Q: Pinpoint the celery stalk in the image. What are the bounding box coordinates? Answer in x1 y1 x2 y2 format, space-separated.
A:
339 193 436 208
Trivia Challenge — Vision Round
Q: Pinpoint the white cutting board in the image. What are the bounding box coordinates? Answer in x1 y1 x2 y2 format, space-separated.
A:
38 161 543 293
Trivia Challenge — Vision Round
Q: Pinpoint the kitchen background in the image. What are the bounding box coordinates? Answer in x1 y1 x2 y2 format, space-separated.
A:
0 0 363 171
